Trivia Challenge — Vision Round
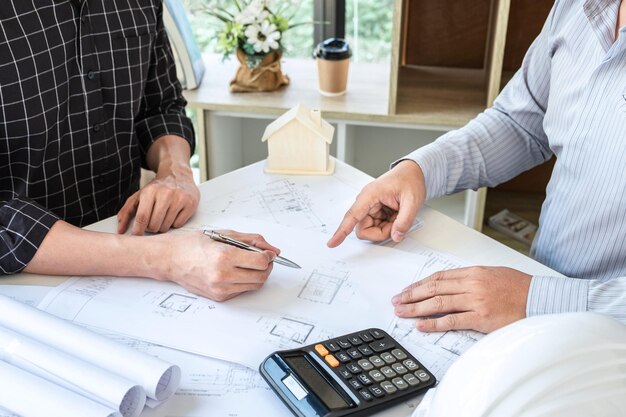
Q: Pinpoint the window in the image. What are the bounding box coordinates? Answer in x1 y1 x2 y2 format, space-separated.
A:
182 0 392 63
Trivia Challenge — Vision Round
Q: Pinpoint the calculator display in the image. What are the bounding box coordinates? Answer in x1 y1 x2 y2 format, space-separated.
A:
284 355 350 410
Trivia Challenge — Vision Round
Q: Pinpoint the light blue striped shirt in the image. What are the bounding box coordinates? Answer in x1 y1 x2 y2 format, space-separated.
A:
405 0 626 323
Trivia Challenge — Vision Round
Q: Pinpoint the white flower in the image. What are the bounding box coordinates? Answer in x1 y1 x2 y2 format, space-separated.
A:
244 20 281 53
236 1 269 25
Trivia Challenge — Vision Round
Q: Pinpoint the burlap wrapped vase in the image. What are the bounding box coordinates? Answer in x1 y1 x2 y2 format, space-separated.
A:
230 49 290 93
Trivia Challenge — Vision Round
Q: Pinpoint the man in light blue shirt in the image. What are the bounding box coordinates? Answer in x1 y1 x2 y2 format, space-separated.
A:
328 0 626 333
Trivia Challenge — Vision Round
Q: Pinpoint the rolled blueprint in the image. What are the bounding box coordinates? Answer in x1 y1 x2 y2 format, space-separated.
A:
0 326 145 417
0 360 121 417
0 294 180 402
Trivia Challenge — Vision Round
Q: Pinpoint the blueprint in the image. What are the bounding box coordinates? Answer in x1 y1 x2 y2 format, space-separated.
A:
387 247 485 380
193 160 423 236
193 161 370 235
39 216 429 369
94 328 423 417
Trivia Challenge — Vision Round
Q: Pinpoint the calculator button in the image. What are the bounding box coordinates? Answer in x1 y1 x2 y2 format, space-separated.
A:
347 363 362 374
349 379 363 390
347 348 362 359
403 374 420 386
391 349 408 360
358 345 373 356
415 370 431 382
380 381 397 394
370 329 385 339
339 368 353 379
337 339 352 349
359 332 374 343
380 352 396 364
325 354 339 368
380 366 397 378
369 356 385 367
315 344 329 356
392 377 409 391
359 390 374 402
369 370 385 382
391 363 408 375
357 359 374 371
357 373 374 386
325 341 341 352
403 359 419 371
370 340 395 353
369 385 385 398
348 336 363 345
336 352 351 363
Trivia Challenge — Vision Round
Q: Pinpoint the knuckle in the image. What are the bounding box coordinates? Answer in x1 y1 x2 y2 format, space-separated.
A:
213 251 230 266
426 280 439 296
445 314 457 329
431 271 446 281
135 213 149 226
433 296 445 312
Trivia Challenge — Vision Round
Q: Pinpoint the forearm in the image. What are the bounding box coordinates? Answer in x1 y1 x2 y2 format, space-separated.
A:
23 221 169 280
527 275 626 324
145 134 193 174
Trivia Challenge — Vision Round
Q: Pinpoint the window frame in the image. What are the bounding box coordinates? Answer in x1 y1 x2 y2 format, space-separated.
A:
313 0 346 44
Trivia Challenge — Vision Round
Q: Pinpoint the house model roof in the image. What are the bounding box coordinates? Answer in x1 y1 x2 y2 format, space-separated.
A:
261 104 334 144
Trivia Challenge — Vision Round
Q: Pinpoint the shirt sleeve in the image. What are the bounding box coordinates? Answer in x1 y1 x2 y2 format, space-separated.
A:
396 3 559 200
134 2 195 168
527 275 626 324
0 194 59 274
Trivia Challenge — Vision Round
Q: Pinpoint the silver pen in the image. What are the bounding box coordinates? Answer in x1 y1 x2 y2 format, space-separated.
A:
203 230 301 269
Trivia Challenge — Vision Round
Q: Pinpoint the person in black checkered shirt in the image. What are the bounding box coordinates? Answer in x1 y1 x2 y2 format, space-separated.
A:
0 1 278 301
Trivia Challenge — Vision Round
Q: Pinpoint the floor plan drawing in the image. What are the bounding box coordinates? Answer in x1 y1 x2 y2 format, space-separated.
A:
141 291 216 319
267 317 315 344
298 267 349 305
389 318 483 379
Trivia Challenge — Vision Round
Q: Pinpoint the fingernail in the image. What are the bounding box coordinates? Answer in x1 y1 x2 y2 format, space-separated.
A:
394 305 405 315
392 231 405 241
391 294 401 305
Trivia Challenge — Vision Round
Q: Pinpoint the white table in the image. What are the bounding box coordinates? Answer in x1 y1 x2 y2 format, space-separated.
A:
1 160 559 417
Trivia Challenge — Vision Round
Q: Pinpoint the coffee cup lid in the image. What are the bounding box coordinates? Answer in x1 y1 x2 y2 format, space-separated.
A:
314 38 352 60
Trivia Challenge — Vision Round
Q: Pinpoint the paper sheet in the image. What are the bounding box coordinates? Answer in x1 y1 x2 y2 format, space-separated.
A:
0 295 180 404
39 216 428 368
193 160 368 235
0 326 145 417
387 247 485 380
0 285 52 306
0 361 120 417
94 328 423 417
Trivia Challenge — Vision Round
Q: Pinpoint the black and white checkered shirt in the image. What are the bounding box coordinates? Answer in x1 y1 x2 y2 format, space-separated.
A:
0 0 195 273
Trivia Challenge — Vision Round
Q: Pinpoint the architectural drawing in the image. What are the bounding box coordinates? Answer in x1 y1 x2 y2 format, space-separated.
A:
389 319 483 379
269 317 314 344
141 291 215 318
210 178 329 231
298 267 349 304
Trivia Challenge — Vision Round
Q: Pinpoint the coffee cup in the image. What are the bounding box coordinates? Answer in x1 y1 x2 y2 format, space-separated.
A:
314 38 352 96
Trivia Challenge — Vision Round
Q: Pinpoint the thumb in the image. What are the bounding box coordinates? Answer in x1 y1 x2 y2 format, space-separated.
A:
390 194 420 242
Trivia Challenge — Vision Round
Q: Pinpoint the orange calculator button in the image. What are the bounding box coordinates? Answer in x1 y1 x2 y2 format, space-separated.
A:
315 344 329 356
325 354 340 368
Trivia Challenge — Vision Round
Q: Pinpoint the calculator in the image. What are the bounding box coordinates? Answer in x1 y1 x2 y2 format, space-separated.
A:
259 328 436 417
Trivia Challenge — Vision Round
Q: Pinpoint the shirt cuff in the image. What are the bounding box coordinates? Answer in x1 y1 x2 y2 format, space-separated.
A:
391 145 450 200
526 275 590 316
0 197 59 274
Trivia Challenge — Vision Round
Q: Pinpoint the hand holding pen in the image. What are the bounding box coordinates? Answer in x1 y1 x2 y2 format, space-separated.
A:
164 230 285 302
204 230 301 269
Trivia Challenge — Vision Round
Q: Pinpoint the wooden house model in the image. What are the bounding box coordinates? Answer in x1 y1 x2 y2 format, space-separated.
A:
262 104 335 175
